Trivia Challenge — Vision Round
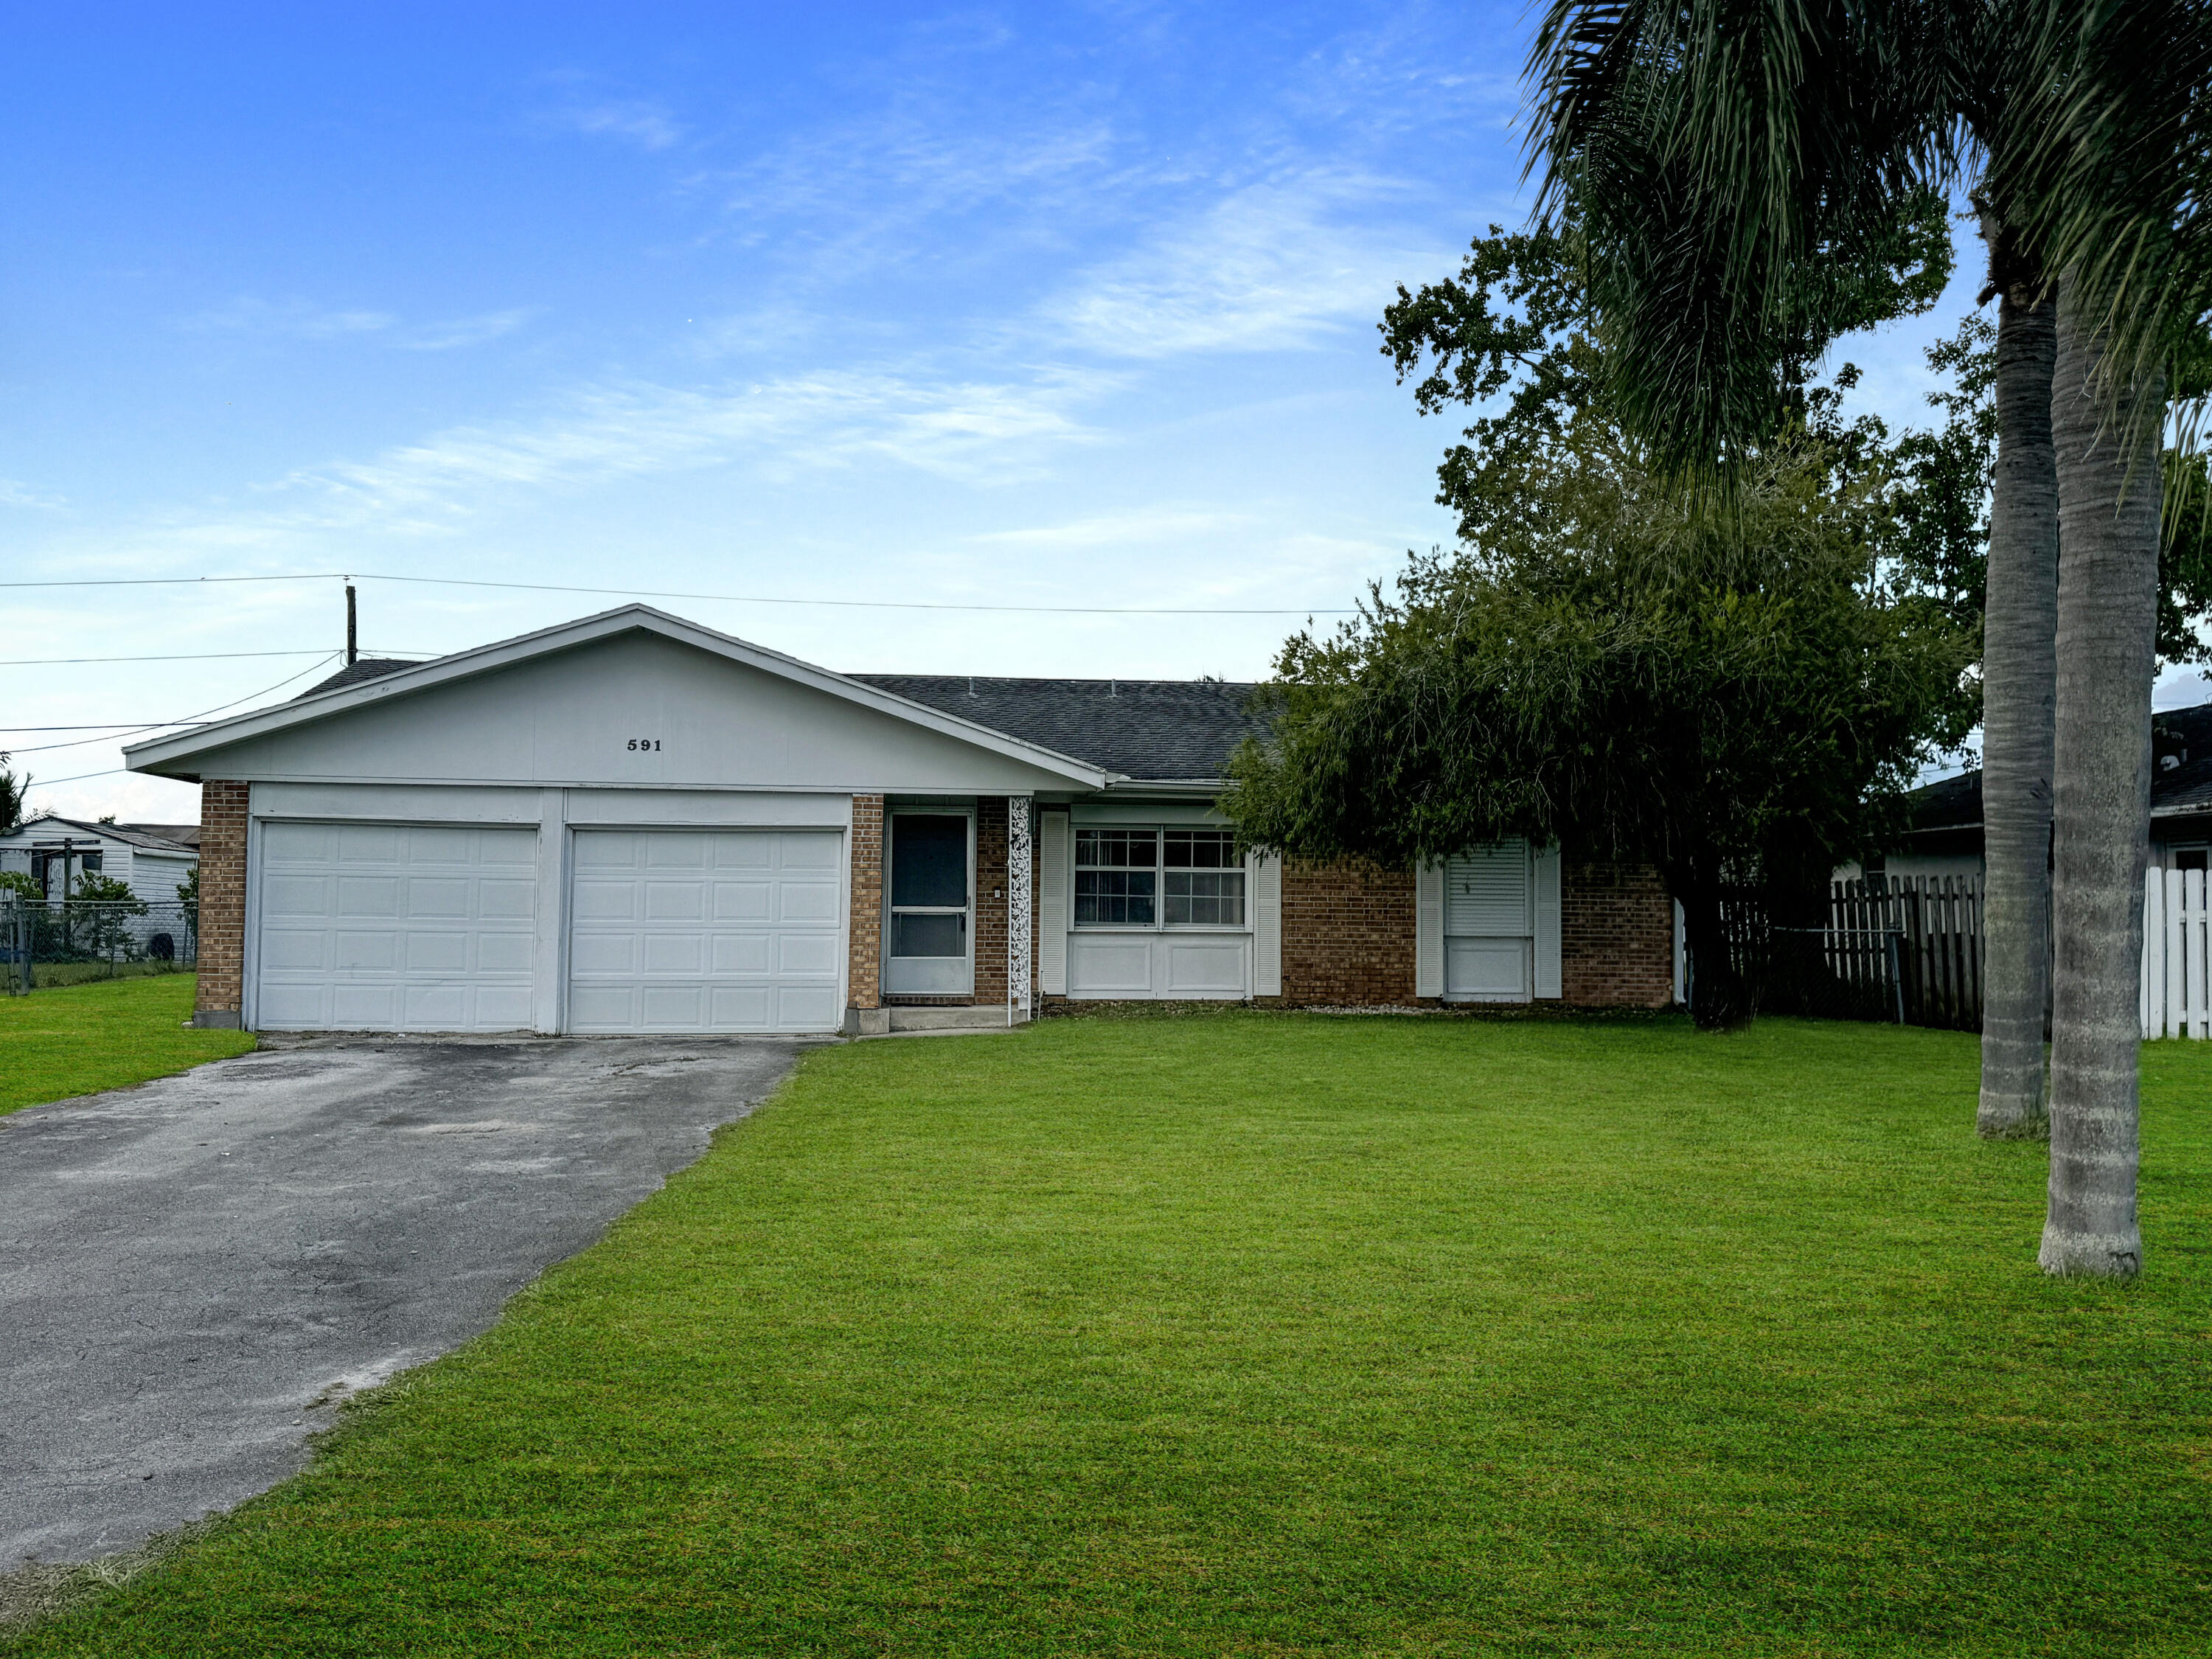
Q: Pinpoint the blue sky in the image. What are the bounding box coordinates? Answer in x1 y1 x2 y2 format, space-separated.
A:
2 1 2087 823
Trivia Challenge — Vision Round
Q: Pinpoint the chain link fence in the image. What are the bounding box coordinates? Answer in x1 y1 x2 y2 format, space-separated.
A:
1 898 198 992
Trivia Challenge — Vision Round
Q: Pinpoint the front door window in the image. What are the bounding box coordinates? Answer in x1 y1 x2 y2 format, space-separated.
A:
885 813 972 995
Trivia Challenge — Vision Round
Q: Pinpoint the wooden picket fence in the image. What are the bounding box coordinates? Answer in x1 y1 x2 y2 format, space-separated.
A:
1712 875 1983 1030
2142 867 2211 1040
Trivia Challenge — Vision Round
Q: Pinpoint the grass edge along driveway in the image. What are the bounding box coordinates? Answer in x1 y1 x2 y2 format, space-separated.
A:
0 975 252 1118
10 1012 2211 1658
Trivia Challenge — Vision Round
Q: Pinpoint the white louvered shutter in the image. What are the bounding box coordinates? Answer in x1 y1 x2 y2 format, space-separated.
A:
1037 811 1070 995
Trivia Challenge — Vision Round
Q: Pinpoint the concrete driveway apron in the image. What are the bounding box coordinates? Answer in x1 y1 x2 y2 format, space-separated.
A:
0 1036 810 1566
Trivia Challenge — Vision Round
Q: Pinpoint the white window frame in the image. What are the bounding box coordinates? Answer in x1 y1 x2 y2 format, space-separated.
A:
1072 824 1249 932
883 806 975 996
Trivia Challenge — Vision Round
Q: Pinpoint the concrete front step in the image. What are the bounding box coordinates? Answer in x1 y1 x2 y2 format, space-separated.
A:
842 1004 1032 1036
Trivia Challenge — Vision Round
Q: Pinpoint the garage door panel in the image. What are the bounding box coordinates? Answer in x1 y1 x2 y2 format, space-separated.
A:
712 881 773 921
571 879 638 920
779 880 841 922
643 933 706 974
711 986 774 1026
406 879 470 919
338 825 403 863
644 882 706 921
569 933 636 975
776 986 841 1029
336 877 400 917
711 933 773 974
777 933 841 975
568 828 842 1034
647 835 708 869
255 822 538 1032
477 933 535 973
333 930 399 971
404 931 466 973
479 879 536 919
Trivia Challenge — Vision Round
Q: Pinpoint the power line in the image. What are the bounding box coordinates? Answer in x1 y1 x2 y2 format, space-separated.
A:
10 654 345 754
0 647 422 667
0 568 1350 616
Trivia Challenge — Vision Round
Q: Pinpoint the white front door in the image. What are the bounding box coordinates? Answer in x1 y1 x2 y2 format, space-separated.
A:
567 829 843 1033
1444 841 1533 1001
255 821 538 1031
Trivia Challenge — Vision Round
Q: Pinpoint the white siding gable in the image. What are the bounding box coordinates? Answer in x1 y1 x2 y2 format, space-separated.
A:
174 632 1089 795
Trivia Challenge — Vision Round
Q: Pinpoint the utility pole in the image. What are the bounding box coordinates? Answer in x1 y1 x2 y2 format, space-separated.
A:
345 582 358 667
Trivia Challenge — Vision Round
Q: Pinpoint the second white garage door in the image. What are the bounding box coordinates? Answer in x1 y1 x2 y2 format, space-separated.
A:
567 829 844 1033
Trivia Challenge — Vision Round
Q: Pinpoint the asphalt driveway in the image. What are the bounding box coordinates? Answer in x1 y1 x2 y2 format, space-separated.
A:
0 1035 811 1567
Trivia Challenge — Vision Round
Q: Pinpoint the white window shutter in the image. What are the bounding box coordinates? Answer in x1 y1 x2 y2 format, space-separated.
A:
1415 860 1444 998
1038 811 1070 995
1533 843 1562 998
1253 852 1282 996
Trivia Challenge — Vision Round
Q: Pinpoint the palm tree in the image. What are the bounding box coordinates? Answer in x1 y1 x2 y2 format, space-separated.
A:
1526 0 2209 1274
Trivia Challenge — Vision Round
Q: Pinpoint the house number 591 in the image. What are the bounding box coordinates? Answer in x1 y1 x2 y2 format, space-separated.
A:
627 738 662 751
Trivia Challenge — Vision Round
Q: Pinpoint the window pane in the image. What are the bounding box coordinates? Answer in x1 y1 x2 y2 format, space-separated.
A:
1074 869 1155 925
891 911 965 958
1076 829 1158 869
1164 869 1245 925
891 815 967 908
1164 829 1237 869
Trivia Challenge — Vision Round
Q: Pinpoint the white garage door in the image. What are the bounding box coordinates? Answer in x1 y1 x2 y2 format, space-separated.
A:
567 829 843 1034
257 822 538 1031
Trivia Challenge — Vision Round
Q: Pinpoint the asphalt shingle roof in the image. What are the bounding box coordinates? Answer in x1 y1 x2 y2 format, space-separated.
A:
7 815 196 852
1906 697 2212 832
849 675 1270 782
298 658 427 698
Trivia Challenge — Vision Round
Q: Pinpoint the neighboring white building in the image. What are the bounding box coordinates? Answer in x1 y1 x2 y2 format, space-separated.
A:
0 815 199 902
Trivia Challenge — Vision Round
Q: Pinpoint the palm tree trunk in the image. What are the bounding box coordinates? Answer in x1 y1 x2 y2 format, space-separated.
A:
1977 291 2059 1138
2039 278 2160 1279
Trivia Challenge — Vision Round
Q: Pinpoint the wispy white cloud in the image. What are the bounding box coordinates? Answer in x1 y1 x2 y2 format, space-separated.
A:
393 308 540 351
187 296 397 340
0 478 65 509
1041 173 1436 358
230 366 1111 534
548 99 683 150
182 297 537 352
967 507 1252 549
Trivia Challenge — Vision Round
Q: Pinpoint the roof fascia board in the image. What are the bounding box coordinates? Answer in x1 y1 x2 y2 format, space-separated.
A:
125 605 1113 788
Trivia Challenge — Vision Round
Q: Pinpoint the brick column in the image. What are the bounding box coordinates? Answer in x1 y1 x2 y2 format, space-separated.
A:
846 796 885 1028
971 798 1009 1006
194 780 249 1029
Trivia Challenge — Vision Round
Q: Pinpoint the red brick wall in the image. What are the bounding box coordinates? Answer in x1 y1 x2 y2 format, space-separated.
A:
1562 857 1674 1008
195 780 249 1020
1279 856 1418 1004
846 796 883 1012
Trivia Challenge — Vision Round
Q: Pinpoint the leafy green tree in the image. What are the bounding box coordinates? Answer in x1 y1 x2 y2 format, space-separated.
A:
0 756 27 836
65 870 147 964
1224 424 1974 1031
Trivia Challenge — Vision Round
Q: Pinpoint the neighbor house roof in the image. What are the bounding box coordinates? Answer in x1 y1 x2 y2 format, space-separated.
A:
1900 696 2212 840
122 823 201 849
2 815 196 853
849 676 1268 784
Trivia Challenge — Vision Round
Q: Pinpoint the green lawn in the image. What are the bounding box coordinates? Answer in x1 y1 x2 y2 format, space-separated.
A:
0 975 253 1117
11 1014 2211 1657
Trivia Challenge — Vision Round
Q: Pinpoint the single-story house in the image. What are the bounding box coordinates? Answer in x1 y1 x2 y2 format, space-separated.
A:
122 605 1677 1034
0 814 199 902
1871 698 2212 885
